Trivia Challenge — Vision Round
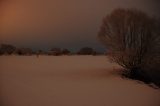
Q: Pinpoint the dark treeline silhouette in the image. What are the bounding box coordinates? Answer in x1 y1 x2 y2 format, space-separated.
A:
0 44 104 56
0 44 16 55
98 8 160 87
48 48 62 56
0 44 34 56
77 47 97 55
48 48 71 56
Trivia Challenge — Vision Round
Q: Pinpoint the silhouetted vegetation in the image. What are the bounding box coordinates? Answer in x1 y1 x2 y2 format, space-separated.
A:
14 48 33 55
0 44 16 55
62 49 71 55
98 8 160 87
48 48 62 56
0 44 103 56
36 50 47 55
77 47 96 55
0 44 34 56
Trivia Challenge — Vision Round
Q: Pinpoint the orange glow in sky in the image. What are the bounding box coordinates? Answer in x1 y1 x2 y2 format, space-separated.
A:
0 0 159 50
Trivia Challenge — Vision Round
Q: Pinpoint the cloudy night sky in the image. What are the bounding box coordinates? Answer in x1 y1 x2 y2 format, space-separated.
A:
0 0 160 51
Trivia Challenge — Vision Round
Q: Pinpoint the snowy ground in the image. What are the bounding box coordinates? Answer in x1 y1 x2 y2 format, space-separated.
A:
0 56 159 106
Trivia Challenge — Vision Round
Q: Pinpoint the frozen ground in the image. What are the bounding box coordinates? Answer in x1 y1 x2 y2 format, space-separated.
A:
0 56 159 106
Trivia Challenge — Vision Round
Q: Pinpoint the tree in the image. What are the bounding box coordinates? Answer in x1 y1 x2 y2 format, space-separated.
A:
98 9 160 80
0 44 16 55
49 48 62 56
62 49 71 55
14 48 33 55
77 47 95 55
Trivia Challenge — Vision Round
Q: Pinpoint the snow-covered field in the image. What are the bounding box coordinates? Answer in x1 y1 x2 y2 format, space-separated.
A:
0 56 159 106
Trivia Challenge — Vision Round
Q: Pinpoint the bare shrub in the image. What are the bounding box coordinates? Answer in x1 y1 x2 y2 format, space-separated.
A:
98 8 160 85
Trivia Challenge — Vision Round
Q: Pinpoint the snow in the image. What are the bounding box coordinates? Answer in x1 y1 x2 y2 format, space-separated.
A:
0 56 159 106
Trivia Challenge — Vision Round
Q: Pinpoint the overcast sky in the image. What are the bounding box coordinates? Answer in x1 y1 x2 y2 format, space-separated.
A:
0 0 159 51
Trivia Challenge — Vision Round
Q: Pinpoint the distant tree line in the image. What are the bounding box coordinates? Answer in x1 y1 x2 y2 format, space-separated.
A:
0 44 104 56
0 44 33 56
